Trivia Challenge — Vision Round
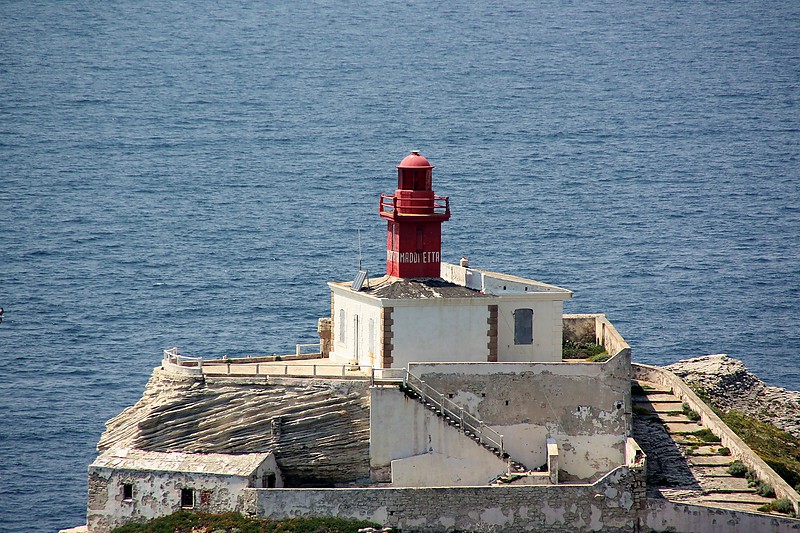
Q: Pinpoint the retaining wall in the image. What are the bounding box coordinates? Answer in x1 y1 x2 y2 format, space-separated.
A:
644 498 800 533
243 465 646 532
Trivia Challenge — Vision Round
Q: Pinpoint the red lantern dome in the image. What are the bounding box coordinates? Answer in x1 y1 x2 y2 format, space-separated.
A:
378 151 450 278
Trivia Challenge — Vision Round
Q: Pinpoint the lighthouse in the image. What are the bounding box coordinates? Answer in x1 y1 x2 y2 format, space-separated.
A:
325 151 573 369
379 151 450 278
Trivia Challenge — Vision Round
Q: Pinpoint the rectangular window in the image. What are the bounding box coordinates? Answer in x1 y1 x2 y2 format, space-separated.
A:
514 308 534 345
338 309 346 344
122 483 133 500
368 318 375 355
180 488 195 508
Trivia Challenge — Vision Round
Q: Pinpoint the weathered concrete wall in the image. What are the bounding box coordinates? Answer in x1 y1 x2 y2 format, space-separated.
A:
329 288 383 367
243 465 646 532
391 303 491 367
596 314 630 360
496 299 564 363
644 497 800 533
563 314 597 344
98 370 371 486
88 465 265 532
370 387 506 486
633 363 800 516
408 356 631 480
563 314 631 360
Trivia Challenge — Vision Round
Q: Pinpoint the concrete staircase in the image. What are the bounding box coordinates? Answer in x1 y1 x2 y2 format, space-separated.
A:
632 379 777 514
398 371 528 478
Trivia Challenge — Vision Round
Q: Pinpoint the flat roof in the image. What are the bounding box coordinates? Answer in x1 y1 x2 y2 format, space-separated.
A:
331 276 490 299
91 448 271 476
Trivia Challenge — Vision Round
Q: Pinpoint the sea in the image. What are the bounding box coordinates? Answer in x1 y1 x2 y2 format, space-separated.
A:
1 0 798 531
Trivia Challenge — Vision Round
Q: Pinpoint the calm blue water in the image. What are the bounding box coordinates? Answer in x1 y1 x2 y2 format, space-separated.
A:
2 0 799 530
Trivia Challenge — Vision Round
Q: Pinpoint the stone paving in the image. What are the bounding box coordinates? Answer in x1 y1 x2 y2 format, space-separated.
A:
632 379 776 514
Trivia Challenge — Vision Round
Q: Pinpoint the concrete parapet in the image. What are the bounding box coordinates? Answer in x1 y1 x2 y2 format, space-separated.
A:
644 498 800 533
563 314 631 360
633 362 800 516
244 464 645 532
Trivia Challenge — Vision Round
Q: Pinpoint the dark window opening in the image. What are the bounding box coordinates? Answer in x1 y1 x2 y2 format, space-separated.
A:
200 490 212 506
505 400 510 406
448 393 454 399
513 308 534 345
122 483 133 500
262 473 277 488
180 488 195 508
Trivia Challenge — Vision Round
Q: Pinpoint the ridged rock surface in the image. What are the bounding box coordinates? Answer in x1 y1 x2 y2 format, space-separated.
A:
666 354 800 438
98 368 371 486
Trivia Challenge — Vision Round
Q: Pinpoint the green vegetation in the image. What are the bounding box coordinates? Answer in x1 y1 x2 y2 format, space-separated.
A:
716 409 800 490
758 498 796 517
689 385 800 493
562 340 607 360
718 447 731 456
727 460 748 477
691 428 721 443
755 481 776 498
681 402 701 422
632 405 652 416
111 511 381 533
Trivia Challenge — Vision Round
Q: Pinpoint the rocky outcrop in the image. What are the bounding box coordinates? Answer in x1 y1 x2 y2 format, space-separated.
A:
98 368 371 486
666 354 800 438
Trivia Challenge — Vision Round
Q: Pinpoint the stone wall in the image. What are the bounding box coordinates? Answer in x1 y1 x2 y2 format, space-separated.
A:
244 465 646 532
88 467 256 532
633 362 800 516
644 498 800 533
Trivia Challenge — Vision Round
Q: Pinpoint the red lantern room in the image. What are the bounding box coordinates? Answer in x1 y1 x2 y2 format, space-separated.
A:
379 151 450 278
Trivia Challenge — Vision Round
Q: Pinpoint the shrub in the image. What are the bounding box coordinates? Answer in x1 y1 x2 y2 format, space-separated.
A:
761 497 796 516
681 402 701 421
718 447 731 456
727 460 748 477
111 512 381 533
588 353 611 362
692 428 720 443
758 498 796 515
755 481 776 498
562 340 606 359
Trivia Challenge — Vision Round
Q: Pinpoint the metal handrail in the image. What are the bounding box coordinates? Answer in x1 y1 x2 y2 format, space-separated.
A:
402 370 504 456
379 194 450 217
163 347 203 369
295 342 322 356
